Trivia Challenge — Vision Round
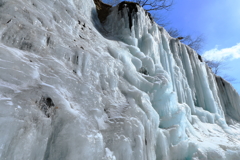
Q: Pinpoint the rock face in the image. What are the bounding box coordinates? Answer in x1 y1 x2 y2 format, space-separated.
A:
0 0 240 160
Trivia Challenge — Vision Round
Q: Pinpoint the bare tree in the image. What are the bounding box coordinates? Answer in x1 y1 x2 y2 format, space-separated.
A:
133 0 173 11
167 27 179 37
222 75 237 83
183 35 204 53
205 60 223 75
102 0 173 11
204 60 236 82
167 28 205 53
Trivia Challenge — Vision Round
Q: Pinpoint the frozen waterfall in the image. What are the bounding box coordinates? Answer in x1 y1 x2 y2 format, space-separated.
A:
0 0 240 160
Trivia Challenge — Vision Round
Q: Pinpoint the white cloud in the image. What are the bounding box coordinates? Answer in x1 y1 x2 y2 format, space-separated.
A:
202 43 240 61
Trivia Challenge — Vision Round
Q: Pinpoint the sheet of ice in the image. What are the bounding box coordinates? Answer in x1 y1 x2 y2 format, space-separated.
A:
0 0 240 160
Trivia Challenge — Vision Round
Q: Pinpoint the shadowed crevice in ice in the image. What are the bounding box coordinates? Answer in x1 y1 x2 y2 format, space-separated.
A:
38 96 55 118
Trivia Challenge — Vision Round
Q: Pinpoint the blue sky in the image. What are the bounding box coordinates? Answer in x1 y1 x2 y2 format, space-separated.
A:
159 0 240 94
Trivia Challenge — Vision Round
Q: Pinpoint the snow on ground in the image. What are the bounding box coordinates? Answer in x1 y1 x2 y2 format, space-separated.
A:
0 0 240 160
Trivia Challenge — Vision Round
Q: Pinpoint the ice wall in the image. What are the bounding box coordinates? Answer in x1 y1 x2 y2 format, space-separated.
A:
0 0 240 160
101 1 240 159
216 76 240 122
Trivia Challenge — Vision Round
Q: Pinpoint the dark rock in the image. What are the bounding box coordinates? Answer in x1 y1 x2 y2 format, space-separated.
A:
198 54 203 62
139 67 149 75
38 96 55 118
94 0 112 23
